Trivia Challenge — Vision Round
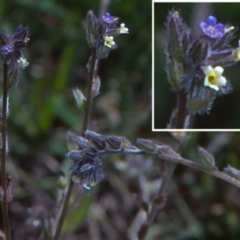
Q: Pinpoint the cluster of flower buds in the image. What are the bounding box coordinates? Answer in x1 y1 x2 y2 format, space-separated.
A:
86 11 129 58
67 131 103 190
165 11 239 114
0 25 29 87
66 130 183 189
66 130 136 189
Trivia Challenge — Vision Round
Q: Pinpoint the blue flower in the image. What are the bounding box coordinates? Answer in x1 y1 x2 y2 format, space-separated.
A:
102 12 115 24
199 16 224 38
1 45 13 55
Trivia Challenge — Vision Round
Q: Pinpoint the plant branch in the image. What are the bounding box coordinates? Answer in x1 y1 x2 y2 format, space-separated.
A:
91 142 240 188
1 63 11 240
53 48 98 240
96 147 240 188
158 152 240 188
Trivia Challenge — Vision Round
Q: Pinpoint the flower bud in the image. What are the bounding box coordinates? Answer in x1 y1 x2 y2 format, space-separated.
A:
85 130 106 150
137 138 157 152
86 10 98 48
198 147 217 169
106 136 122 150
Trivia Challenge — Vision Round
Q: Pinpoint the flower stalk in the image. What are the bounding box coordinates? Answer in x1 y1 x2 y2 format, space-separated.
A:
53 11 129 238
1 63 11 240
53 49 98 240
82 49 97 132
175 90 188 128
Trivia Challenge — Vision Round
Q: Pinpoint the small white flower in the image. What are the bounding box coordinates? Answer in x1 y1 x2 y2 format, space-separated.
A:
104 36 115 48
118 23 129 34
203 65 227 91
17 57 29 69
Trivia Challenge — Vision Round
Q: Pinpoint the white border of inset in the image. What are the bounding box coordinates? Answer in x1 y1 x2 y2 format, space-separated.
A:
152 0 240 132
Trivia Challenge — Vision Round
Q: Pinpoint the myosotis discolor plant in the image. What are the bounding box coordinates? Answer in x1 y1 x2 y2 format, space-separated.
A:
1 9 240 240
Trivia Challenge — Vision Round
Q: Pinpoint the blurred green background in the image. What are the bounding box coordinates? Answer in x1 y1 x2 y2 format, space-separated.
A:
154 2 240 129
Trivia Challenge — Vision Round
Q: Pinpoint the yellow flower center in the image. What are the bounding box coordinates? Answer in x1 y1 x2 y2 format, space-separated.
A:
208 72 217 85
106 39 111 45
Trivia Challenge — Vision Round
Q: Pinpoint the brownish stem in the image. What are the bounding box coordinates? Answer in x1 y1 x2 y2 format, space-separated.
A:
175 89 188 129
82 49 97 132
1 63 11 240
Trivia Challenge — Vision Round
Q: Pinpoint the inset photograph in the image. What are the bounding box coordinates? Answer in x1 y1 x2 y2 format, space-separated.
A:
153 2 240 130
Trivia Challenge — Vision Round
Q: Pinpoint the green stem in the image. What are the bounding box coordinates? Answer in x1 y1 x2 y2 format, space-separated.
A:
53 48 98 240
1 63 11 240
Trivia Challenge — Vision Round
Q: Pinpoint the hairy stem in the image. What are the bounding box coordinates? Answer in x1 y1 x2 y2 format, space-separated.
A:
53 49 98 240
175 89 188 129
1 63 11 240
82 49 98 132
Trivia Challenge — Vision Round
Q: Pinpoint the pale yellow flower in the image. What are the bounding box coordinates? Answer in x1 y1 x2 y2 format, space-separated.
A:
104 36 115 48
203 65 227 91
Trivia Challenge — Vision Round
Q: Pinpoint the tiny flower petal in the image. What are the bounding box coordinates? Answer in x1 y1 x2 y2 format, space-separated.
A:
118 23 129 34
206 16 217 25
224 26 234 33
102 12 115 24
203 65 227 91
17 57 29 69
104 36 115 48
214 66 224 75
